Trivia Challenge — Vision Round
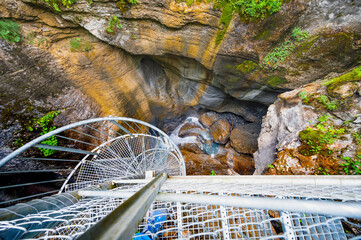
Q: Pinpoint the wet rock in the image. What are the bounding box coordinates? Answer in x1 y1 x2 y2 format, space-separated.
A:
215 146 254 175
230 123 261 154
179 143 203 154
178 122 205 138
233 154 255 175
199 112 219 128
209 119 231 144
181 150 232 175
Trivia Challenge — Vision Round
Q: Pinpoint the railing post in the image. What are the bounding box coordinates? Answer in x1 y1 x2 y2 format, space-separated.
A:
77 173 168 240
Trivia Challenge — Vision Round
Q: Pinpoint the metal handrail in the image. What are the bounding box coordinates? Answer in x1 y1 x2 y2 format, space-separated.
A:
0 117 184 169
0 117 186 206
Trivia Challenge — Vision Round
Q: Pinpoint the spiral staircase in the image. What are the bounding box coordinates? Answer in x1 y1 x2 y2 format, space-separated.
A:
0 117 360 239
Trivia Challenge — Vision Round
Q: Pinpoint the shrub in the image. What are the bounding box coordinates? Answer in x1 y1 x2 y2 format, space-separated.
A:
341 156 361 175
178 0 284 44
105 16 122 34
292 27 310 42
231 0 282 21
40 0 77 11
316 95 340 111
15 111 61 156
116 0 140 14
35 111 61 156
0 20 21 43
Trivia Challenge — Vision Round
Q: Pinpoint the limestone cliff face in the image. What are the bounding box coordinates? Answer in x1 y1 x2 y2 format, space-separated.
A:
1 0 360 124
0 0 360 174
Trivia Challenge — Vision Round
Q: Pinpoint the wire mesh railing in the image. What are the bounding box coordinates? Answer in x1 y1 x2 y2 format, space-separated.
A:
0 117 186 207
0 117 360 239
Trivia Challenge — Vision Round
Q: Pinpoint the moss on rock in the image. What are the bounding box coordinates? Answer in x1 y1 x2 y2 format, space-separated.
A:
323 65 361 97
236 60 258 74
266 76 286 87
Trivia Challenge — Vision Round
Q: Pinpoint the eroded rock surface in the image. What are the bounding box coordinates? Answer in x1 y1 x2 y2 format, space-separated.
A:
0 0 360 176
254 66 361 175
209 119 231 144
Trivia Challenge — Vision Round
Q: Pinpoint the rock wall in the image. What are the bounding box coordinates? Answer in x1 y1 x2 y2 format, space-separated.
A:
254 66 361 175
2 0 360 122
0 0 360 175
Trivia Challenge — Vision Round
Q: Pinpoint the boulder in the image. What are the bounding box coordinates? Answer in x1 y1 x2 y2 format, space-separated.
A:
179 143 203 154
209 119 231 144
215 146 255 175
230 123 261 154
199 112 219 128
181 150 232 175
178 122 205 138
233 154 255 175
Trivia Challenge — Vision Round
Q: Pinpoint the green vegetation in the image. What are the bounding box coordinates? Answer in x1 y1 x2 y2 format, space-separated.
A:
215 0 283 44
69 37 94 52
267 164 275 169
210 170 216 175
316 95 340 111
299 115 345 156
185 0 284 21
341 156 361 175
352 131 361 145
0 20 21 43
116 0 140 14
105 16 122 34
177 0 283 44
236 60 258 74
315 166 330 175
14 111 61 156
291 27 310 42
34 111 61 156
323 65 361 94
262 27 310 70
299 91 341 111
228 0 282 21
176 0 196 7
40 0 77 12
215 2 234 45
299 91 310 103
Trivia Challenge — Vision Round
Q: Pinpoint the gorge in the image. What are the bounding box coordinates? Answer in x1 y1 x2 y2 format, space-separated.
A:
0 0 360 176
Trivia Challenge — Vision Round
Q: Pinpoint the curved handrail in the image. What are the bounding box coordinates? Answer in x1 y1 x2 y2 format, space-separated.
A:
0 117 185 174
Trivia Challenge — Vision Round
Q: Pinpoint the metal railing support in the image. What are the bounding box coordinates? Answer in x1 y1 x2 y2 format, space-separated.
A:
78 189 361 218
77 173 168 240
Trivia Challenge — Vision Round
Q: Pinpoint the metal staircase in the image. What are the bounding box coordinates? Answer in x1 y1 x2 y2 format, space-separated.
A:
0 117 360 239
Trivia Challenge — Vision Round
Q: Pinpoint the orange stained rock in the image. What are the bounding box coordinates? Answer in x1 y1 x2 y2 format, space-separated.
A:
49 38 152 121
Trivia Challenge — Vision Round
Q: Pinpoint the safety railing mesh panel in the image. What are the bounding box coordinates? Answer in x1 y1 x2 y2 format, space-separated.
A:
132 180 361 239
0 183 145 240
160 180 361 201
1 178 361 239
67 135 182 192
